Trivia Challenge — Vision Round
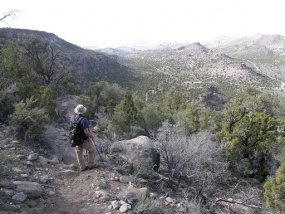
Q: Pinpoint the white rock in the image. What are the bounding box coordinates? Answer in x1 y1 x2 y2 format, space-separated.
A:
27 153 39 161
119 204 130 213
111 200 121 210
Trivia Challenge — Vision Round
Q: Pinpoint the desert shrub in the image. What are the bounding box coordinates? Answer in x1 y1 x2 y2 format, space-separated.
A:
133 198 164 214
276 145 285 165
155 121 228 182
9 96 49 142
0 151 16 164
129 126 145 139
36 85 58 121
135 158 156 179
0 151 17 179
217 95 284 179
264 162 285 213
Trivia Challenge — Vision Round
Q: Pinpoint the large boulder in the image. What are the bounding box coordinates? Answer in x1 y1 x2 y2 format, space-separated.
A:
110 136 160 172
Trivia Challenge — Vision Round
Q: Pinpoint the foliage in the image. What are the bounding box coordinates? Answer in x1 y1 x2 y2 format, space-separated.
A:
36 85 58 121
0 83 18 122
264 162 285 213
120 91 138 128
185 102 200 134
133 198 164 214
87 81 123 115
217 94 284 179
140 103 166 138
105 106 130 140
9 96 49 142
155 122 227 180
61 74 81 95
2 34 69 99
135 158 156 179
0 151 16 164
276 145 285 165
163 89 187 116
199 108 222 133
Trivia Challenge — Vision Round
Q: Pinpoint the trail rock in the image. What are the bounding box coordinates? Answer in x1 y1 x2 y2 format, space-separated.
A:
119 203 131 213
27 153 39 161
12 192 27 202
111 200 121 210
38 155 48 165
119 176 132 184
13 181 43 198
110 136 160 172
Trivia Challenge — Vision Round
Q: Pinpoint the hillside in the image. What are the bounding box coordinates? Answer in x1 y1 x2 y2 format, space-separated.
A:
205 34 285 83
0 28 136 90
1 28 283 100
99 41 280 100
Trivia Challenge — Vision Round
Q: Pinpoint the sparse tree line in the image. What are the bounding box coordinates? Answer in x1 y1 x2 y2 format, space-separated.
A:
1 21 285 212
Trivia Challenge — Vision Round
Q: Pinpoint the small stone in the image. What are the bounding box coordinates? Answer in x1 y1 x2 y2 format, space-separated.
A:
26 161 34 166
111 200 120 210
12 167 23 173
69 164 77 170
27 153 39 161
165 197 174 203
12 140 20 144
119 176 132 184
99 195 110 202
150 192 158 199
12 192 27 202
17 155 26 160
38 156 48 165
20 174 29 178
39 175 49 183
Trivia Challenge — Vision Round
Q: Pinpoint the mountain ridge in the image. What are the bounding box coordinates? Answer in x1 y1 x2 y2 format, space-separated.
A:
1 28 284 98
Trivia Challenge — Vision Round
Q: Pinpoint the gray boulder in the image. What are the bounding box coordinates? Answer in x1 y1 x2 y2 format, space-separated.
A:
13 181 43 198
110 136 160 172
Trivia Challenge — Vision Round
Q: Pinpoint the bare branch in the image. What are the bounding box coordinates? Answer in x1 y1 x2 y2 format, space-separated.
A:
0 10 21 26
215 198 269 211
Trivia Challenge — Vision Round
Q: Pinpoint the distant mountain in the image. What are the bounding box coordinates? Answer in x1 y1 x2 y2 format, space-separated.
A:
1 28 283 99
0 28 137 89
205 34 285 82
99 40 279 99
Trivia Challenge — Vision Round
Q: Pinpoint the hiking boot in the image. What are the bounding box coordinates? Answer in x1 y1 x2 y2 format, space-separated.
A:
80 166 88 172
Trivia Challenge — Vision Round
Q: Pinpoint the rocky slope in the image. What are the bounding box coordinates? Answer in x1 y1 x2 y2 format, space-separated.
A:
99 41 278 100
0 28 136 90
205 34 285 83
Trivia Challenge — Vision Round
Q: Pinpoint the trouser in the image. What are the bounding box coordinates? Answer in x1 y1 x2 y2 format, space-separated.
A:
75 138 95 170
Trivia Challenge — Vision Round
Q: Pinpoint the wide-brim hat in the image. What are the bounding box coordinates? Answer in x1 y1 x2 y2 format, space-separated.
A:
74 104 87 114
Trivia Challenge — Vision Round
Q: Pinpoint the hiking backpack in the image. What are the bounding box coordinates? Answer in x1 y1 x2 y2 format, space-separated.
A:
69 117 85 147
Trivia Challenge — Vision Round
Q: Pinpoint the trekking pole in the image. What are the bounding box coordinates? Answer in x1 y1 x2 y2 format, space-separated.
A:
90 138 103 162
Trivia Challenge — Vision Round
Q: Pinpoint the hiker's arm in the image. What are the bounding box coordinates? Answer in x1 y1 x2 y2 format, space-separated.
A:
84 128 94 140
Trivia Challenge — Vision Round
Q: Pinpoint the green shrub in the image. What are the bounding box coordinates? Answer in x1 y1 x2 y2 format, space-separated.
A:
135 158 156 179
264 162 285 213
0 151 16 164
133 198 164 214
9 96 49 142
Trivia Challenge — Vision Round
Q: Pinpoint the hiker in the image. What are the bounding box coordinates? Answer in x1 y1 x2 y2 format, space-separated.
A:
70 104 96 172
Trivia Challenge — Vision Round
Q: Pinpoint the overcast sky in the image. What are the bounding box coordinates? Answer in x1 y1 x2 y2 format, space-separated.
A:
1 0 285 48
